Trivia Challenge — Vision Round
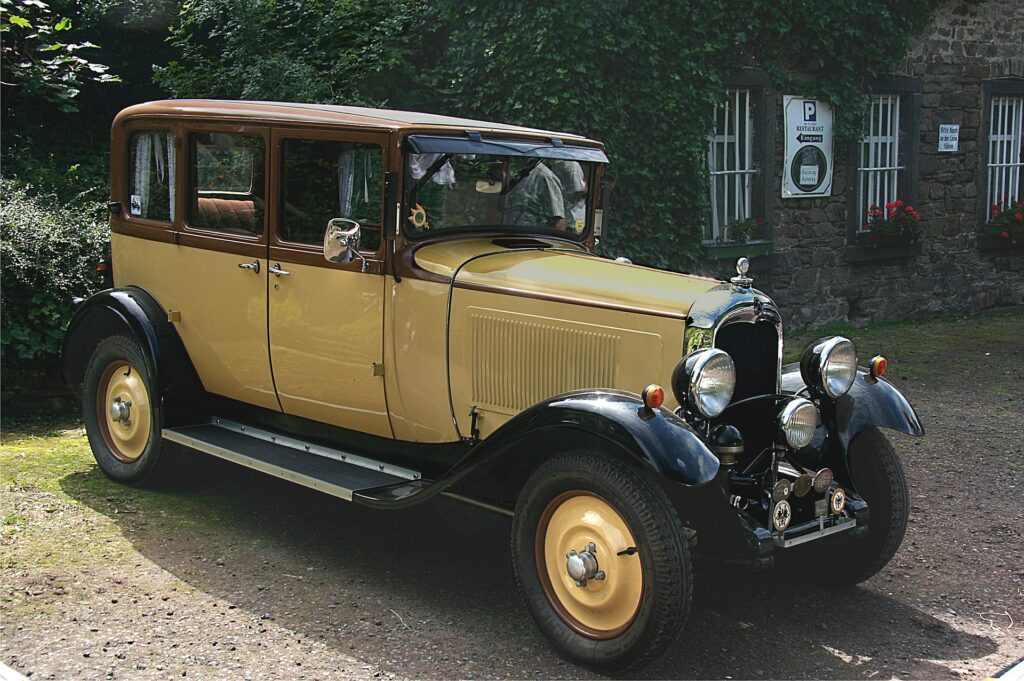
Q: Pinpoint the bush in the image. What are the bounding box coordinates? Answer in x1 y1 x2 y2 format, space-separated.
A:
0 178 109 362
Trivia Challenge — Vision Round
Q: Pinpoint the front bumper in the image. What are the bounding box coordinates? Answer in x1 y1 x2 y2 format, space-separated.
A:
774 514 860 548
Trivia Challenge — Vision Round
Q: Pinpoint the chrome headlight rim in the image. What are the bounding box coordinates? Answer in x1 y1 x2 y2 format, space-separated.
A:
671 348 736 419
800 335 858 399
778 397 818 449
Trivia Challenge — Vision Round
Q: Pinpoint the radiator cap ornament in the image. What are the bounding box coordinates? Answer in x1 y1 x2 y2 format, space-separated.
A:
730 257 754 289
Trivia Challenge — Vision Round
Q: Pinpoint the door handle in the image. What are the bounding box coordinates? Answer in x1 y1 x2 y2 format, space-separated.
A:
238 260 260 273
268 263 292 277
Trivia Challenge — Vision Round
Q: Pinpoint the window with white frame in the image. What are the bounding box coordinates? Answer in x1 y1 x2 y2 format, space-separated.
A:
857 94 902 231
985 95 1023 216
707 89 757 242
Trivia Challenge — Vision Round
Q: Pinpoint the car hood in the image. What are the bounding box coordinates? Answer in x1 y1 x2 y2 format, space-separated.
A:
413 237 722 319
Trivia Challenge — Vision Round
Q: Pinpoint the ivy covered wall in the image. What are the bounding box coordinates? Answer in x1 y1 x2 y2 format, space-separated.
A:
157 0 941 271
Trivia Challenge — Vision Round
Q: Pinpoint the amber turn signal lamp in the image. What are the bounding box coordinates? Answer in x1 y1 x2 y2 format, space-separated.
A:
641 384 665 410
868 355 888 383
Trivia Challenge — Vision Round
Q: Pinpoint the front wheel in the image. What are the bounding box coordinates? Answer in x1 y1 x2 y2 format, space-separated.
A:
511 450 691 671
785 427 909 585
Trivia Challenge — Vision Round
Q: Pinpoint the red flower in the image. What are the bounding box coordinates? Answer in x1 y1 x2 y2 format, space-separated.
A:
1015 211 1023 221
1001 231 1010 238
863 223 871 231
895 199 903 207
992 209 1000 216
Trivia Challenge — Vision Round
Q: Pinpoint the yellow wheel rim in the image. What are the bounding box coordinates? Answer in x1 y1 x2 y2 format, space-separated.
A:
536 491 644 639
97 361 151 463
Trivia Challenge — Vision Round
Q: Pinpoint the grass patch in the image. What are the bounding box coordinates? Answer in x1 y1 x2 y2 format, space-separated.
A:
782 307 1024 367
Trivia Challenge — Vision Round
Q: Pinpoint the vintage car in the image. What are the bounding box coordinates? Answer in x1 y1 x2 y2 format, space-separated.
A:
63 100 923 670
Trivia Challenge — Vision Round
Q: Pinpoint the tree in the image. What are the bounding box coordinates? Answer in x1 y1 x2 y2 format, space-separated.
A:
0 0 119 116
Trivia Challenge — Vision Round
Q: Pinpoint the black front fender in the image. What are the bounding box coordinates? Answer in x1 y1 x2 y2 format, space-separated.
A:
354 390 720 510
782 364 924 449
467 390 721 486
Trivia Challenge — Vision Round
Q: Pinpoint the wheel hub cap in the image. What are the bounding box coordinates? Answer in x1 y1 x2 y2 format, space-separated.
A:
97 361 151 463
565 543 606 587
537 491 643 639
109 397 132 424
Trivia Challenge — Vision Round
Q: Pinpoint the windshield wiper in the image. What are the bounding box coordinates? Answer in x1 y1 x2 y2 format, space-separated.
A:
410 154 452 203
502 158 544 195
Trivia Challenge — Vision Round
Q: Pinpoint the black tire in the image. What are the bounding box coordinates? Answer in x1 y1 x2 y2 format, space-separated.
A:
786 427 909 585
83 335 176 485
511 449 691 671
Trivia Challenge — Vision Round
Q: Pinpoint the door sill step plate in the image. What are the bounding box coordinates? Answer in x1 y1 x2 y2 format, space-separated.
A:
162 418 420 501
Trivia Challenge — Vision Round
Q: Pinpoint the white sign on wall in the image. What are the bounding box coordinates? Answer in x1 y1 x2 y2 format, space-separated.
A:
782 95 834 198
938 124 959 152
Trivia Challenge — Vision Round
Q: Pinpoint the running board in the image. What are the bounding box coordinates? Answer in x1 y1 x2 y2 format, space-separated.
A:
162 418 421 502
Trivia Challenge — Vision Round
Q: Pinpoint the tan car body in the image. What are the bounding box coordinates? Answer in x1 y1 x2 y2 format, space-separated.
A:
107 100 719 444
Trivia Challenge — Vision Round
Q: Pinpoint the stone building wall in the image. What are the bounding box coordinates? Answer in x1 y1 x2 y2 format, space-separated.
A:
748 0 1024 329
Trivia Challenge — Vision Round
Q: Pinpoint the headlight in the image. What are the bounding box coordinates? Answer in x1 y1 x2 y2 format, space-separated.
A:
778 397 818 449
800 336 858 399
671 348 736 418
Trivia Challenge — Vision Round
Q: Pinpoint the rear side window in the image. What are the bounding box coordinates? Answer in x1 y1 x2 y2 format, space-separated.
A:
190 132 266 236
129 131 176 222
280 138 383 251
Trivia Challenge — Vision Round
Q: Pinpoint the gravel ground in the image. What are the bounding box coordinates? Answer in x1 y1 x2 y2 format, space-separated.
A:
2 310 1022 680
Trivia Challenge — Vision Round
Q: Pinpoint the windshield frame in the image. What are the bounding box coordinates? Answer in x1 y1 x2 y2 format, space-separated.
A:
400 134 607 243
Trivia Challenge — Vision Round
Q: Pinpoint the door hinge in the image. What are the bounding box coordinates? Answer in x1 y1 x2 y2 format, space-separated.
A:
371 362 385 377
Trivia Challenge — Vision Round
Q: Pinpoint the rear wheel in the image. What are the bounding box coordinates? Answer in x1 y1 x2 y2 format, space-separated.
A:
512 450 690 671
83 335 176 485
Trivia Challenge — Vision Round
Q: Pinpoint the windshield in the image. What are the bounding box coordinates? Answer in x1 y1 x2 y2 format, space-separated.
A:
404 153 597 238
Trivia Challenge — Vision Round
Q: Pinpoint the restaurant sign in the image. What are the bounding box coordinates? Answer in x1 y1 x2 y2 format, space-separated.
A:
782 96 834 198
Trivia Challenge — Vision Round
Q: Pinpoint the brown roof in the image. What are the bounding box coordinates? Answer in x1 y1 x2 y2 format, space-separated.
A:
116 99 596 143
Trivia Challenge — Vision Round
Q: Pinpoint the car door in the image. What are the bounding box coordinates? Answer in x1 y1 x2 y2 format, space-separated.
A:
114 121 279 412
266 127 393 438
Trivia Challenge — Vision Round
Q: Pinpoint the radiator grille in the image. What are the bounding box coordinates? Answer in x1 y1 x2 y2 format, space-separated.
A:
470 313 620 413
715 320 779 401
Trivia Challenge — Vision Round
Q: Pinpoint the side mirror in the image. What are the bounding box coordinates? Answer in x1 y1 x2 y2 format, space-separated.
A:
324 218 368 272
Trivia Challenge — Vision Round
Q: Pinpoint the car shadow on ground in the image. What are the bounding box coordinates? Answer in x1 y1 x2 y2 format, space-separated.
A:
60 454 996 680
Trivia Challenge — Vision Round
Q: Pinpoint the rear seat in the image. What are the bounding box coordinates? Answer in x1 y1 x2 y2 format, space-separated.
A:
195 197 261 234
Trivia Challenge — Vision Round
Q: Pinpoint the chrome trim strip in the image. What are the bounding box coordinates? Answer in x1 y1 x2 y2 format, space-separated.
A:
773 515 857 548
209 418 420 481
162 428 356 501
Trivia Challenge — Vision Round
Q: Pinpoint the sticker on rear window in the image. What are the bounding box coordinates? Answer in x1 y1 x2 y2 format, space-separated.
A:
130 194 142 216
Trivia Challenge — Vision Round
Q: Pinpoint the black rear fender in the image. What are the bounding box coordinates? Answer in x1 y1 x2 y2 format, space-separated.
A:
61 287 203 425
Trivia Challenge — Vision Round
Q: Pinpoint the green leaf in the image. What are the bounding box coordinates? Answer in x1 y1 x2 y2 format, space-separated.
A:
54 17 71 31
8 14 31 28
